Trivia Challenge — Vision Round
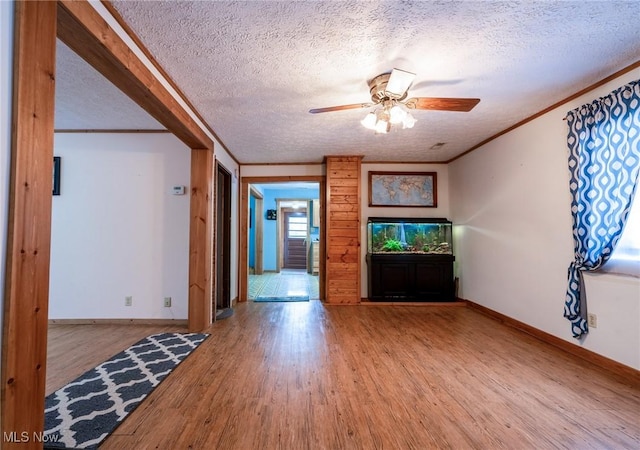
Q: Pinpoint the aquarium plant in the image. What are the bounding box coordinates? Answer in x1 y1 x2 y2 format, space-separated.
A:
381 239 404 252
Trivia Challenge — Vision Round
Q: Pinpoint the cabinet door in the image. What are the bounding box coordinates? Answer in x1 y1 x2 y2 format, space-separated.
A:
414 262 454 300
374 263 412 298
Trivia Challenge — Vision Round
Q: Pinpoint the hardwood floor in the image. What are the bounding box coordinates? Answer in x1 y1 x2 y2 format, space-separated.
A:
46 323 187 394
47 303 639 449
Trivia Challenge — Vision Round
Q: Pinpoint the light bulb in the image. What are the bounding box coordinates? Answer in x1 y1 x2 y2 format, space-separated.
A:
375 118 390 134
361 112 377 130
389 105 407 124
402 113 416 129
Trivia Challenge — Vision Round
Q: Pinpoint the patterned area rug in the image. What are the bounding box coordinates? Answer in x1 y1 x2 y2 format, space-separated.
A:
216 308 234 320
44 332 209 449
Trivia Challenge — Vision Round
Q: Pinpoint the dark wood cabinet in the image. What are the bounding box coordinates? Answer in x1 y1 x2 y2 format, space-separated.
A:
367 253 455 301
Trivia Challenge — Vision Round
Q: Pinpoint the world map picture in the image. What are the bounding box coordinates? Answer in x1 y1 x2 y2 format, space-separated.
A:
369 172 437 207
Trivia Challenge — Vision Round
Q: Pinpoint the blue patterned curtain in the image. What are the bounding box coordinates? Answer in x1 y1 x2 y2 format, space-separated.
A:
565 80 640 338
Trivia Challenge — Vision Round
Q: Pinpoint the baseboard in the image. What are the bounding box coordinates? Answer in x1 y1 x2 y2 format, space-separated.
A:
48 318 188 326
465 299 640 386
360 299 467 306
231 297 238 307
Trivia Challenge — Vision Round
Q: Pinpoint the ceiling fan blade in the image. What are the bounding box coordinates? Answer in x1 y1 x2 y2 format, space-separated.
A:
385 68 416 98
405 97 480 112
309 103 373 114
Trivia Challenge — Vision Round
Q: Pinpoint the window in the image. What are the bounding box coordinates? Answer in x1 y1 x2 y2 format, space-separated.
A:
605 187 640 277
287 215 307 238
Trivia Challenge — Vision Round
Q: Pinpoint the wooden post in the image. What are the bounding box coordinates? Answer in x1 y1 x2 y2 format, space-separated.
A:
1 1 57 446
189 149 214 332
324 156 362 304
238 182 249 302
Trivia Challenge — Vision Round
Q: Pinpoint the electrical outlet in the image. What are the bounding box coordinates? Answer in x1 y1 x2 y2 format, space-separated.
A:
164 297 172 308
125 296 133 307
588 313 597 328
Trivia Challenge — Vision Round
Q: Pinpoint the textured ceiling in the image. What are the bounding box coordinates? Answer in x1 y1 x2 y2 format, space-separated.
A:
55 40 164 130
56 1 640 163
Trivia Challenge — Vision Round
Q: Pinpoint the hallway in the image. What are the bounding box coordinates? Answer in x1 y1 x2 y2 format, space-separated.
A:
249 270 320 300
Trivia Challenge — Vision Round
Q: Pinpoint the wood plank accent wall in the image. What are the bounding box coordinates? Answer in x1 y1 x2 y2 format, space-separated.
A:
324 156 362 304
189 149 213 332
1 1 57 444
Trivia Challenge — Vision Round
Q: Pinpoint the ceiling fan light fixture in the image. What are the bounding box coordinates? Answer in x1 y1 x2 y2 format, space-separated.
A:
375 118 390 134
402 113 417 129
389 104 407 124
361 112 377 130
385 68 416 99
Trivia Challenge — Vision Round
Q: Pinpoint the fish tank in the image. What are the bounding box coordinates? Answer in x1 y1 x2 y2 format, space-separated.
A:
367 217 453 255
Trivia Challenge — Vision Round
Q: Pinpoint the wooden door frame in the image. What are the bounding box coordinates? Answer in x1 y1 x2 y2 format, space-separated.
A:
3 1 214 439
239 176 325 302
249 186 264 275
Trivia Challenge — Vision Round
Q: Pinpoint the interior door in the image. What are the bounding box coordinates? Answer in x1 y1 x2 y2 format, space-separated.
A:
216 164 232 312
283 211 307 269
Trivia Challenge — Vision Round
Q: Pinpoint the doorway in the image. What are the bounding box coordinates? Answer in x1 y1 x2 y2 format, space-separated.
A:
282 210 307 269
240 178 325 302
215 163 232 314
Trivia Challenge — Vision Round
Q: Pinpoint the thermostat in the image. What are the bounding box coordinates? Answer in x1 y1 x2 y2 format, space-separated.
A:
172 185 186 195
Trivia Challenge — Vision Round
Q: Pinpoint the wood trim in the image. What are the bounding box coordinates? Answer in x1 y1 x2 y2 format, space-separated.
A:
249 186 264 200
465 299 640 386
48 319 188 325
254 197 264 275
99 0 241 166
239 182 250 302
56 1 212 151
188 149 213 332
250 183 264 274
241 162 325 167
447 59 640 163
2 0 57 442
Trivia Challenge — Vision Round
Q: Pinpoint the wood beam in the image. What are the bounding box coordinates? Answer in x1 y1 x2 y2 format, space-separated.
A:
188 149 213 332
2 1 57 445
325 156 362 304
56 0 213 151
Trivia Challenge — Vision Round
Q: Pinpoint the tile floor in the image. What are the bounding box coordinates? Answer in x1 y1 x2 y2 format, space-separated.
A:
249 270 320 300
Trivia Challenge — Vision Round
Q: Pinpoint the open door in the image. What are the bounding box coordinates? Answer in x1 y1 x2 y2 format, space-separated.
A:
215 163 232 314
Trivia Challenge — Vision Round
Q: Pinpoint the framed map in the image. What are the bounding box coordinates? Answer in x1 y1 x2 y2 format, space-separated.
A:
368 171 437 207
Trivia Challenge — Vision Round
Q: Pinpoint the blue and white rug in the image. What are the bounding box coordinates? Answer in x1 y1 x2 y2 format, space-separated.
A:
44 332 209 449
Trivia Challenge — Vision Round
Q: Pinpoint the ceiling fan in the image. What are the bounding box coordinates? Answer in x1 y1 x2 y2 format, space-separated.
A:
309 68 480 133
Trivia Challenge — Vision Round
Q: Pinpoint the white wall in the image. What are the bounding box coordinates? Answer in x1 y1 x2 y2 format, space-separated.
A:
241 164 324 178
361 163 450 297
1 0 15 381
50 133 191 320
449 67 640 369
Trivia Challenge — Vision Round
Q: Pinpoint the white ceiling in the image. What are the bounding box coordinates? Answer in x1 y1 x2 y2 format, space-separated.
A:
55 1 640 164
